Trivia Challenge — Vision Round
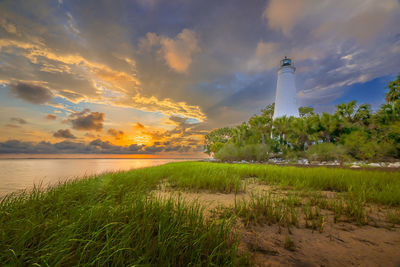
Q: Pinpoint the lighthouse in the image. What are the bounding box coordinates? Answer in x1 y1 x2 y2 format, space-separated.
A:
273 57 299 119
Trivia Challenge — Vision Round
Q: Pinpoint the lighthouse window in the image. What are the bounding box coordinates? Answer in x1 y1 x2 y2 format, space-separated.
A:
282 59 291 66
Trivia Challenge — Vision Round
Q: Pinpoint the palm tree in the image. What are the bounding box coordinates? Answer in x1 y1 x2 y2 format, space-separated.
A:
335 100 357 123
386 73 400 103
232 123 250 146
287 117 311 150
319 112 341 143
272 116 290 144
354 104 371 127
249 115 272 146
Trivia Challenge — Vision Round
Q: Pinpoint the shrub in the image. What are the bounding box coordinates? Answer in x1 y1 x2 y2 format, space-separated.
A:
214 143 239 161
214 144 271 162
306 143 347 162
342 131 397 161
282 148 304 160
210 142 225 154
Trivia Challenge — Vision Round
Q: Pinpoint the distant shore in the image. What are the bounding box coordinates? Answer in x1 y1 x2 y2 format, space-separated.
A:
0 153 209 159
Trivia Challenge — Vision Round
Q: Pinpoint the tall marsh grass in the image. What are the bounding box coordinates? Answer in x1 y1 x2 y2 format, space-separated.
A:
173 162 400 206
0 170 245 266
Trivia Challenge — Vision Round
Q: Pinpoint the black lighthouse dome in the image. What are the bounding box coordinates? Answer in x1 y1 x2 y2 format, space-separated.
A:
280 56 292 67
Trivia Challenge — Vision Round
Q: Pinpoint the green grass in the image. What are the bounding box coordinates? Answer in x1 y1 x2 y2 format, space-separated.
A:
164 162 400 206
234 193 300 228
1 161 399 265
0 169 246 266
99 162 400 206
387 208 400 226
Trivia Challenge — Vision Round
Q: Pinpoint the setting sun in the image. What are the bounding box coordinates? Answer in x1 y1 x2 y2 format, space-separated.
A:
132 135 153 146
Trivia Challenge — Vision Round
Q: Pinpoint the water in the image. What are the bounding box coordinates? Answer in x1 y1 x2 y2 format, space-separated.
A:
0 158 196 197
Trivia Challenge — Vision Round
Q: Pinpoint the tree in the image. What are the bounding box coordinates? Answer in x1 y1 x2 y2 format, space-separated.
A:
298 106 314 118
205 74 400 161
249 115 270 146
231 123 250 146
375 102 400 125
261 103 275 119
319 112 340 143
204 127 232 155
335 100 357 123
272 116 290 145
386 73 400 103
287 117 311 150
354 104 371 127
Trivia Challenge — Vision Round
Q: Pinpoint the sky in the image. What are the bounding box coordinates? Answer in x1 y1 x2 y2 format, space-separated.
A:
0 0 399 156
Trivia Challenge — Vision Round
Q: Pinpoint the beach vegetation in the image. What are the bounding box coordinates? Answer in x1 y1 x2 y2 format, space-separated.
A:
206 74 400 162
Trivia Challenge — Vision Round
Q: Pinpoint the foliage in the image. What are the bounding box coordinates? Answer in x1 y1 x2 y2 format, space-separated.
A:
299 106 314 117
306 143 346 161
206 74 400 162
386 73 400 103
204 127 232 154
214 143 271 162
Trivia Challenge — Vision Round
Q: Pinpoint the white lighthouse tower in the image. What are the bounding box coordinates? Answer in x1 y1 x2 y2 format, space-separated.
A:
273 57 299 119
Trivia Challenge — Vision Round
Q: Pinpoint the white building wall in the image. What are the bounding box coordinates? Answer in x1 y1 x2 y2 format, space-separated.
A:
273 65 299 119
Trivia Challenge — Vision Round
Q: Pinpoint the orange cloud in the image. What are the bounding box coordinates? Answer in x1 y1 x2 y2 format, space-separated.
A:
125 94 206 122
139 29 201 73
0 38 140 94
135 122 145 129
160 29 200 73
0 37 206 122
107 128 125 140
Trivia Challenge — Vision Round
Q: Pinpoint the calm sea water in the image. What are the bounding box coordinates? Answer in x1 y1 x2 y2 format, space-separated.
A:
0 158 197 197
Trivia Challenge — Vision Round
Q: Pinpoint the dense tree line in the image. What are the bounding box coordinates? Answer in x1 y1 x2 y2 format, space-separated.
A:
205 74 400 162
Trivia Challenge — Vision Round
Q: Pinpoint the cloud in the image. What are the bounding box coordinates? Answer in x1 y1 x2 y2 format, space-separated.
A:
45 114 57 120
0 33 204 120
246 42 280 71
53 129 76 139
0 139 144 154
57 90 86 103
0 36 138 104
141 115 207 149
166 116 195 136
107 128 125 140
68 109 105 131
264 0 400 41
0 6 208 123
135 122 144 129
119 94 206 122
143 145 164 153
136 0 159 9
87 139 144 154
9 82 53 104
164 145 192 153
263 0 307 37
10 117 27 124
139 29 201 73
84 133 96 138
0 18 18 35
5 124 20 128
160 29 201 73
1 0 400 140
